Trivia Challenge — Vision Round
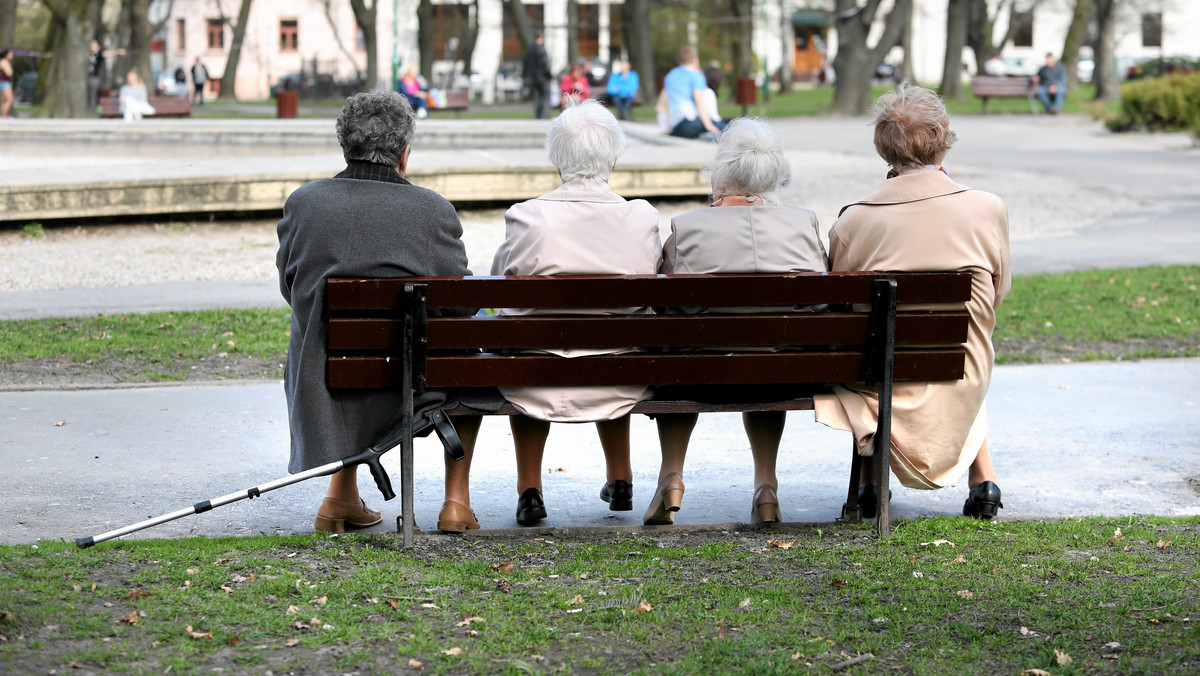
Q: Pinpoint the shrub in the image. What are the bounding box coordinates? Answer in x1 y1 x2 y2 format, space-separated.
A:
1115 73 1200 136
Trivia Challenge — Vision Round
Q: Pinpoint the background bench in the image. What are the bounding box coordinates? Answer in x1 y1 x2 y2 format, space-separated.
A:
969 75 1037 114
427 89 469 116
325 272 973 545
99 95 193 118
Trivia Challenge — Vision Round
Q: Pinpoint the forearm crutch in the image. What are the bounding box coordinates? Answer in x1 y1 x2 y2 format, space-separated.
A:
75 409 464 548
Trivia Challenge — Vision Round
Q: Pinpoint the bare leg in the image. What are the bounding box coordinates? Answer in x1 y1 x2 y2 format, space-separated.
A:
967 438 997 487
595 415 633 483
654 413 698 483
743 411 785 490
325 466 362 502
444 416 482 507
511 415 551 494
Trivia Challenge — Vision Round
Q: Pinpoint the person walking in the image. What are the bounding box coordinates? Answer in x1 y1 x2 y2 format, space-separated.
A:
522 31 553 119
191 58 209 105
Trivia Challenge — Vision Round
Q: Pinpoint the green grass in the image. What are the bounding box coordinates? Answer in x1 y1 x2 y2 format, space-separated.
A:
1 518 1197 674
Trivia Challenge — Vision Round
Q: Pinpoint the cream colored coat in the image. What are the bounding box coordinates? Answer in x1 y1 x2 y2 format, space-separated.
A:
490 178 663 421
813 171 1011 489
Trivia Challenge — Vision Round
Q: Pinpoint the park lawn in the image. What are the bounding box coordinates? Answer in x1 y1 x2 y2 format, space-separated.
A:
0 265 1196 383
0 517 1197 674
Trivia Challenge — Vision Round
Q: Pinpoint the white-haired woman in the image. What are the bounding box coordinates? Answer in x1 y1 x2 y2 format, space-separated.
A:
815 83 1010 519
646 118 829 526
490 99 662 526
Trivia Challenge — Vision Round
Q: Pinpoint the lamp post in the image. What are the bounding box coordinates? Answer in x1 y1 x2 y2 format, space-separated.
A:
392 0 401 89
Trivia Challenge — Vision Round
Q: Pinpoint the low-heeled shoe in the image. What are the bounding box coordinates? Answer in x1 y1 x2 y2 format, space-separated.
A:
963 481 1004 519
437 500 480 534
643 473 685 525
600 480 633 511
857 484 892 520
314 497 382 534
515 487 547 526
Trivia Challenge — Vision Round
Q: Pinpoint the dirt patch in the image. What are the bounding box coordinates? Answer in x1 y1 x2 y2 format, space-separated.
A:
994 335 1199 364
0 355 283 389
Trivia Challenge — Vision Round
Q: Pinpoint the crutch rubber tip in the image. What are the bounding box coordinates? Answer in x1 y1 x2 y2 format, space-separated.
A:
76 536 95 549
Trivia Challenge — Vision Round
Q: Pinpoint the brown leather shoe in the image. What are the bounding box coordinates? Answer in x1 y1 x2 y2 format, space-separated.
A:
314 497 382 533
437 500 481 534
750 484 782 525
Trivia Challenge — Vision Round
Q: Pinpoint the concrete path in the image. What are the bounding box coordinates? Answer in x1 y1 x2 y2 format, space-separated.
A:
3 359 1197 546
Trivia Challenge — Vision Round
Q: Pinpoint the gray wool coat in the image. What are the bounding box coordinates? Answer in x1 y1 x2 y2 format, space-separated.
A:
276 161 472 473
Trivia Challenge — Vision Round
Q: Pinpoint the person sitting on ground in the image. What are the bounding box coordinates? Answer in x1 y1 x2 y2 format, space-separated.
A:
118 70 156 122
1034 52 1067 114
489 99 661 527
814 82 1011 520
663 45 725 139
398 66 429 119
560 62 590 104
606 60 639 120
276 90 483 535
647 118 828 526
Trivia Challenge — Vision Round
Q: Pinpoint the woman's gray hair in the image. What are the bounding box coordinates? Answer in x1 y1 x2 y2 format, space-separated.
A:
871 81 957 170
546 98 626 183
708 117 789 206
336 89 416 167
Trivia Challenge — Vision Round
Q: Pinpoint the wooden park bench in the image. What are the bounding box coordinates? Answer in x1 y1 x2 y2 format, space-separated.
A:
325 272 973 545
427 89 470 116
99 95 193 118
969 75 1038 114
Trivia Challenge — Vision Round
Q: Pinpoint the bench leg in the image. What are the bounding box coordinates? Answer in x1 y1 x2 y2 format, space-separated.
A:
839 439 864 523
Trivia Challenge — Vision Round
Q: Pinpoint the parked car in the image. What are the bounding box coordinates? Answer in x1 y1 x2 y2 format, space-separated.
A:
1126 56 1200 80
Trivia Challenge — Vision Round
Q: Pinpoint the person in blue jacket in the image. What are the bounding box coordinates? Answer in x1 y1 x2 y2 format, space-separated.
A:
606 60 639 120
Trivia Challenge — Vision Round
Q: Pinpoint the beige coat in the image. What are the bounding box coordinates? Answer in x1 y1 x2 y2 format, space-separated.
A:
813 171 1011 489
490 178 663 421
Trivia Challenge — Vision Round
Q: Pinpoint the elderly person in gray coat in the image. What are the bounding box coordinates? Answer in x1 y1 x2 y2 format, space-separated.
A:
489 99 662 526
277 90 482 535
647 118 828 526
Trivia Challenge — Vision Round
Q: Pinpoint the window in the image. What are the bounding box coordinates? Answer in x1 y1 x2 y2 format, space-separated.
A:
1142 13 1162 48
577 4 599 59
280 19 299 52
176 19 186 52
432 4 469 59
1012 11 1033 48
207 19 224 50
502 4 544 61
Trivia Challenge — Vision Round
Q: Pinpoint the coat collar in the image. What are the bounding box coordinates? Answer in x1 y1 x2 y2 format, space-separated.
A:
538 178 625 204
838 170 969 217
335 160 411 185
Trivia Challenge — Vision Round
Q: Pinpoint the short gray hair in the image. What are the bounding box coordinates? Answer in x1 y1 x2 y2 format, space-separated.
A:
871 82 957 169
336 89 416 167
546 98 626 183
708 117 789 206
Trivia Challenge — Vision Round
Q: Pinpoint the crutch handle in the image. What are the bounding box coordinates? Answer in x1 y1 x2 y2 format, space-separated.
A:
364 449 396 501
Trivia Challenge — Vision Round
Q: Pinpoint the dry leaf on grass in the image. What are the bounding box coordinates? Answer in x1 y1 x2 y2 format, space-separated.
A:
739 598 753 608
790 652 805 660
1106 528 1125 545
441 646 464 656
308 617 323 627
231 574 250 583
456 616 484 627
388 599 400 611
220 585 235 593
1020 670 1051 676
118 611 139 625
123 589 151 601
634 600 654 613
185 625 213 639
1055 649 1073 666
186 569 197 575
420 603 438 609
569 595 584 605
285 605 299 615
310 596 328 606
1158 539 1172 550
491 561 515 575
228 636 240 647
943 555 965 566
829 579 846 589
408 658 423 668
214 558 231 565
285 638 300 647
768 539 795 549
956 590 976 599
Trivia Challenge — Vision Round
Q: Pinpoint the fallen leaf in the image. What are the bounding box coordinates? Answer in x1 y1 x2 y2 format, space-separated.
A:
388 599 399 611
310 596 328 606
220 585 235 593
228 636 240 647
717 625 726 639
943 555 966 566
1106 528 1125 546
214 558 231 565
1158 539 1172 550
420 603 438 609
308 617 322 627
829 579 846 589
1055 649 1073 666
491 561 515 575
186 569 197 575
91 583 97 592
64 660 85 669
907 556 918 562
231 574 249 583
920 539 955 547
1101 641 1123 656
441 646 464 656
956 590 975 599
739 597 753 608
1020 670 1051 676
408 658 423 668
634 600 654 613
55 419 66 427
118 610 139 624
456 616 484 627
767 539 795 549
285 638 300 647
123 589 151 601
464 629 478 636
185 625 213 639
1019 626 1030 636
791 652 805 660
285 605 299 615
569 595 584 605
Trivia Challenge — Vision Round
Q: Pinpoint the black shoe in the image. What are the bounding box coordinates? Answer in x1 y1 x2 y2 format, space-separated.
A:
963 481 1003 519
516 487 547 526
600 480 633 511
857 484 892 519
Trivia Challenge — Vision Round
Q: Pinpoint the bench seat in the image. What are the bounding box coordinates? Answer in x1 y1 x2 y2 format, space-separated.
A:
99 95 193 118
969 75 1037 114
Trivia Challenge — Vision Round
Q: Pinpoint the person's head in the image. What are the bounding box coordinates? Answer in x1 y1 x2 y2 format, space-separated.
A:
678 45 698 67
91 40 101 53
1045 53 1057 66
535 31 545 45
0 49 9 62
620 60 631 75
126 70 140 85
194 57 202 64
336 89 416 169
704 65 722 95
569 63 584 78
870 82 957 171
708 118 789 206
546 98 626 183
404 65 418 79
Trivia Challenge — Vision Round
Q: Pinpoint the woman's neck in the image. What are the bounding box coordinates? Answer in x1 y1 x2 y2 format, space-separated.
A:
711 195 759 207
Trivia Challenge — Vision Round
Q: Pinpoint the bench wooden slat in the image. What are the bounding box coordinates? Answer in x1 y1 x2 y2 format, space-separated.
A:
327 349 966 389
448 397 818 417
99 95 193 118
328 311 970 351
327 273 973 311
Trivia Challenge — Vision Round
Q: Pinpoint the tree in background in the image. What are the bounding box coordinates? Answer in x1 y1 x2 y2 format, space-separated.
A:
829 0 911 116
940 0 968 99
1 0 16 49
1091 0 1118 101
621 0 653 104
39 0 101 117
1060 0 1090 90
112 0 154 90
966 0 1021 72
728 0 754 84
320 0 363 86
349 0 379 89
506 0 532 53
416 0 432 81
566 0 579 67
211 0 251 100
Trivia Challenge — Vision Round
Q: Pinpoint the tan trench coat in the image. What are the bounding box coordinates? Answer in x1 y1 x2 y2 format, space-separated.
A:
490 178 663 421
813 171 1011 489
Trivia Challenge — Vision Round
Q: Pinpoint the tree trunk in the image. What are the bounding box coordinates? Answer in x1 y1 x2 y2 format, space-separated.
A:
40 0 100 118
416 0 433 81
1061 0 1091 91
217 0 252 100
321 0 363 85
1092 0 1118 102
899 3 913 83
506 0 532 52
566 0 579 67
940 0 967 99
1 0 19 52
460 1 478 76
730 0 753 79
966 0 1018 71
349 0 378 89
114 0 152 89
830 0 911 116
778 0 793 94
622 0 653 103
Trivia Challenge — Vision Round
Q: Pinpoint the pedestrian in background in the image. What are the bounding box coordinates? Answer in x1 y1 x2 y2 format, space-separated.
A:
191 57 209 105
606 60 639 120
1034 53 1067 114
522 31 552 119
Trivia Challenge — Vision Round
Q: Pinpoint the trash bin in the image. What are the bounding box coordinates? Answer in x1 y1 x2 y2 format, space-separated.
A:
736 77 757 115
277 90 299 119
